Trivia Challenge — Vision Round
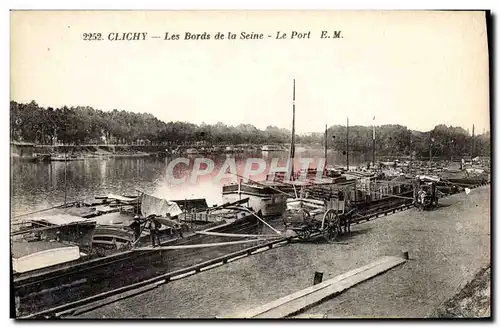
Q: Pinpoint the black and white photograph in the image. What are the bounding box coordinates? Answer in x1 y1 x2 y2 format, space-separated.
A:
9 10 491 319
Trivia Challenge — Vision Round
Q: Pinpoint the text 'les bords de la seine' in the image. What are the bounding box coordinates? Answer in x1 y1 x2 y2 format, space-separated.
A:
82 31 343 41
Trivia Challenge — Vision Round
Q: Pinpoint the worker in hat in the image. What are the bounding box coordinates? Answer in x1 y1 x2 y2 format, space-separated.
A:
130 215 145 243
147 215 162 248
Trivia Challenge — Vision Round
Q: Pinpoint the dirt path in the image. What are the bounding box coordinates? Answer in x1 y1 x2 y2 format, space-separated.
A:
79 186 490 318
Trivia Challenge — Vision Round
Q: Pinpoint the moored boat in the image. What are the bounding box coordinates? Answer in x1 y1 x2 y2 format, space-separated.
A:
184 148 199 155
31 153 51 162
261 145 282 151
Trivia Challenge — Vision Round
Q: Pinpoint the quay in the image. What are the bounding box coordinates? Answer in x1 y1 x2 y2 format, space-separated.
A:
77 185 490 318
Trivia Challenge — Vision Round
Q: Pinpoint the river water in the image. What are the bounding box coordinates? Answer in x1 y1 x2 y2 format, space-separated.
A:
11 148 369 220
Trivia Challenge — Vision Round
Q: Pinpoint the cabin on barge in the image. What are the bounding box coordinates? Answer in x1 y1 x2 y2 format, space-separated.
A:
222 181 286 217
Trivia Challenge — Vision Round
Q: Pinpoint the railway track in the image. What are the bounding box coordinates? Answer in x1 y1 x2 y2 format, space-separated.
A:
16 182 489 319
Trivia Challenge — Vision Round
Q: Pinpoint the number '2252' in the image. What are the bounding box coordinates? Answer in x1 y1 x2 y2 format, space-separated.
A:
83 33 102 41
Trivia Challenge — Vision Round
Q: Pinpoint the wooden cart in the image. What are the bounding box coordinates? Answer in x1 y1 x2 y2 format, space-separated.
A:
414 181 439 210
284 196 358 242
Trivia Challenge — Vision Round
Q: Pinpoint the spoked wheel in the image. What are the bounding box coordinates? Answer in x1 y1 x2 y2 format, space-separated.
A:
296 228 312 240
322 209 340 242
291 208 313 240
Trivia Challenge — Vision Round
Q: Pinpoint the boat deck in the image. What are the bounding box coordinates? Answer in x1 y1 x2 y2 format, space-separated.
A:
92 212 134 226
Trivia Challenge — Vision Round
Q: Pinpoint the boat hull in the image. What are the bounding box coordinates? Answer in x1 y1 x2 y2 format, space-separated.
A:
14 214 263 317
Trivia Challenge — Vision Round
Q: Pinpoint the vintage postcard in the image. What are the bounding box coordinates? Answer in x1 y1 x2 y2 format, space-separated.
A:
10 10 491 319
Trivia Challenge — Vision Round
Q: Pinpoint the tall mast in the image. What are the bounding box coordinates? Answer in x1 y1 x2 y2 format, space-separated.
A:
324 124 328 165
290 79 296 179
64 145 68 205
429 133 433 165
372 116 376 167
346 117 349 171
472 124 475 157
409 131 412 170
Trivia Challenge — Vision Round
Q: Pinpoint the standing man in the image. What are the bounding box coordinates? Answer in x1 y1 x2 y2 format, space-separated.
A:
176 222 184 239
419 188 427 208
147 215 162 248
130 215 144 243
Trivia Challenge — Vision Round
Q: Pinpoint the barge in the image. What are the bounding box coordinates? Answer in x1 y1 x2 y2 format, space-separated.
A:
12 190 282 317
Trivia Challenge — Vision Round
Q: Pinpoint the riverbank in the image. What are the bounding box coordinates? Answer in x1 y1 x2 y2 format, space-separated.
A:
14 144 161 159
78 185 490 318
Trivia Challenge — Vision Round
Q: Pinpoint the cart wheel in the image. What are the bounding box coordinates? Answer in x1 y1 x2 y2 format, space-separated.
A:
296 228 311 240
323 222 340 242
322 209 340 242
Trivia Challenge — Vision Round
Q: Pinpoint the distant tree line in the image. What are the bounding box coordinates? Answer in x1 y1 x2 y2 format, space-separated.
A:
9 101 292 146
322 124 490 159
10 101 490 158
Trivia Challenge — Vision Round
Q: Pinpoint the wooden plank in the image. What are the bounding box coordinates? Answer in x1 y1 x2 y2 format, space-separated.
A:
132 238 280 251
206 197 250 211
233 256 406 318
196 231 278 239
107 194 137 202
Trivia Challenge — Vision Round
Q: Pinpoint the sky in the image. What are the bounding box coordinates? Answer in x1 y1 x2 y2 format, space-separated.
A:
10 10 490 134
